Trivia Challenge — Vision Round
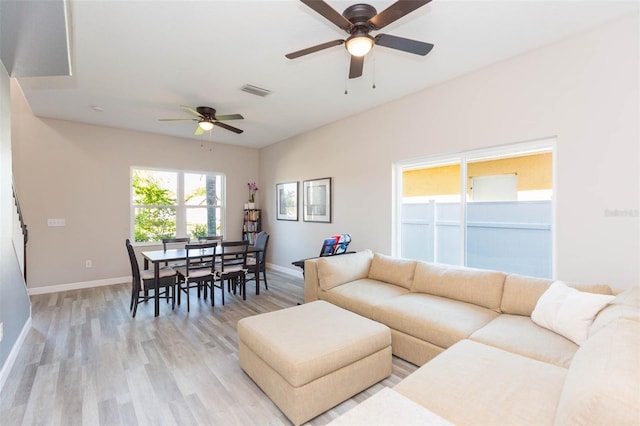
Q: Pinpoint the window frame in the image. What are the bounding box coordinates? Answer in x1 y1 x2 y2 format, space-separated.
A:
130 166 226 244
393 138 556 277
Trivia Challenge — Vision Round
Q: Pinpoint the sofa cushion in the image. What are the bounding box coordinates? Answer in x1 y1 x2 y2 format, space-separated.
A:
501 273 612 316
317 249 373 291
589 286 640 337
368 253 416 290
372 293 499 349
531 281 614 345
394 340 568 426
554 318 640 426
611 285 640 307
411 261 505 312
320 278 409 319
470 314 578 368
327 387 454 426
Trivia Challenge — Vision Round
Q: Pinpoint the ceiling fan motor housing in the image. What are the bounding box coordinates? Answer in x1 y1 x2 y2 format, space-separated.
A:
343 3 377 32
343 4 377 56
196 106 217 119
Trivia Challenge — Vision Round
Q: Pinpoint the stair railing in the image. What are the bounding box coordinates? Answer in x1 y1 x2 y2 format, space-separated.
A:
12 181 28 282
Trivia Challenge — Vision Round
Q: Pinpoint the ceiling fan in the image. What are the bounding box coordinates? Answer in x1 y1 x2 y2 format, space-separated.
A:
159 106 244 135
285 0 434 79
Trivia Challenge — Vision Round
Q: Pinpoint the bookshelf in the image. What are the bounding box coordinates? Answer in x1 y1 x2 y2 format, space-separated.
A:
242 209 261 244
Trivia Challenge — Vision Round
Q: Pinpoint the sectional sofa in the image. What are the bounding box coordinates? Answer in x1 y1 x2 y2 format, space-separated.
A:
304 249 640 425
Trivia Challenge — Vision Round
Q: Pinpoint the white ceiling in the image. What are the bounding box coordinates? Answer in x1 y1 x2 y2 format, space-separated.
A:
16 0 639 148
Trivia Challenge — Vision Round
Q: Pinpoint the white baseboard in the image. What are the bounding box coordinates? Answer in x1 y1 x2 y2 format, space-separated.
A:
27 276 131 295
0 316 32 393
266 263 303 279
25 264 303 296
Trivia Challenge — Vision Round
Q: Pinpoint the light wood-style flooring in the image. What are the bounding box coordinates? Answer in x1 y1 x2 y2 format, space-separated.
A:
0 270 418 425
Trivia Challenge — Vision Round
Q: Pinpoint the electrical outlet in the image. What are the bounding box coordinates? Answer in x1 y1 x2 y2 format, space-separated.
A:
47 218 65 227
85 259 92 268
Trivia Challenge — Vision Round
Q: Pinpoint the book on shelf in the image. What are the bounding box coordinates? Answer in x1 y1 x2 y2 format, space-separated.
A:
242 209 261 244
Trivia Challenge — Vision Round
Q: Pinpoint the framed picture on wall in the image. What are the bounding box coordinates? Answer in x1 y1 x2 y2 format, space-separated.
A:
303 177 331 223
276 181 298 221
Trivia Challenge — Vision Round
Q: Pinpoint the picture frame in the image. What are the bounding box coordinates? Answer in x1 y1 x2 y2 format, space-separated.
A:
303 177 331 223
276 181 298 221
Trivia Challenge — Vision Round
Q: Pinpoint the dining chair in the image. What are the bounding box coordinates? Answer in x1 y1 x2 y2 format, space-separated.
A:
175 241 218 311
162 236 190 250
216 240 249 300
198 235 223 242
197 235 223 266
246 231 269 294
161 237 190 267
126 239 177 317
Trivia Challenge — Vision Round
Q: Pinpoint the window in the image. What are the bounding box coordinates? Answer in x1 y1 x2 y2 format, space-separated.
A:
395 139 554 278
131 168 225 242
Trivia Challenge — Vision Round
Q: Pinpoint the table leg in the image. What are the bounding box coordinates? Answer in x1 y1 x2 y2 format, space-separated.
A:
143 258 150 299
154 261 160 317
242 276 247 300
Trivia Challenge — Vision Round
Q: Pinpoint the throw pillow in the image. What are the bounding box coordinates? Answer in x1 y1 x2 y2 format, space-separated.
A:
368 253 416 290
531 280 615 345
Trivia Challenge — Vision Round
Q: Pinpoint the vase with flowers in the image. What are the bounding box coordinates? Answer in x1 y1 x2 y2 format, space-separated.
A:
247 181 259 209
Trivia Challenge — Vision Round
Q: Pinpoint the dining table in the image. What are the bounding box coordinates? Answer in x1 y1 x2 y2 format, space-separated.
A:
142 243 262 317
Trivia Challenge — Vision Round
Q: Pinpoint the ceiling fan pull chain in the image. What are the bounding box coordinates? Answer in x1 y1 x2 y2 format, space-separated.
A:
344 53 349 95
372 50 376 89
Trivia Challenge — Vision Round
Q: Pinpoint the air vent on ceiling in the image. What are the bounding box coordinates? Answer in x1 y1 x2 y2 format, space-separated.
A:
241 84 271 97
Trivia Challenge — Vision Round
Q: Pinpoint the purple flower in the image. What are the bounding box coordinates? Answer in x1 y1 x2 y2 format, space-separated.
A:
247 182 259 202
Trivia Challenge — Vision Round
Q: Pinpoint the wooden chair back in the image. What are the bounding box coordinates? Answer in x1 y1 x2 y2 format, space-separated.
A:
198 235 223 242
162 237 190 252
183 241 218 276
220 240 249 271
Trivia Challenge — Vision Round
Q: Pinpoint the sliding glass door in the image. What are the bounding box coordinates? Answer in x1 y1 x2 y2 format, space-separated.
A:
396 139 554 278
401 161 462 265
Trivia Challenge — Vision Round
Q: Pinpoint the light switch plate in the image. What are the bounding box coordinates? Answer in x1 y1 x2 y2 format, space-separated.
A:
47 218 65 227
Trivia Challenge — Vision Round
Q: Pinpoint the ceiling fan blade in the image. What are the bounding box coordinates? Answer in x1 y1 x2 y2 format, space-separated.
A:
374 34 434 56
180 105 203 118
215 122 244 134
158 118 198 122
300 0 352 31
214 114 244 121
368 0 431 30
286 39 344 59
194 125 205 136
348 55 364 79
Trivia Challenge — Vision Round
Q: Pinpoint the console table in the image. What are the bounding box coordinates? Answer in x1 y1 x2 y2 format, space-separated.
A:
292 251 355 276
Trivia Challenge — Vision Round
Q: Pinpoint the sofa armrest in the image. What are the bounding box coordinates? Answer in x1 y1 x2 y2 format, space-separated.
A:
304 250 374 302
304 258 321 303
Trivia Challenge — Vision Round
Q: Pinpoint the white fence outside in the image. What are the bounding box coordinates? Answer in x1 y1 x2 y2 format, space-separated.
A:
401 200 552 278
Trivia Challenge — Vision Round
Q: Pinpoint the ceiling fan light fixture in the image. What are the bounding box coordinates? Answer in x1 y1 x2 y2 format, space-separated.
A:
346 34 374 57
198 120 214 131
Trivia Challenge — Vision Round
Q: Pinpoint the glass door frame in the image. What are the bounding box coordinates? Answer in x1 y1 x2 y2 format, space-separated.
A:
392 137 557 277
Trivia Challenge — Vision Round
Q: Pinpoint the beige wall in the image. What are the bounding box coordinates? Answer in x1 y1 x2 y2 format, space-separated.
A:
260 15 639 290
11 82 259 289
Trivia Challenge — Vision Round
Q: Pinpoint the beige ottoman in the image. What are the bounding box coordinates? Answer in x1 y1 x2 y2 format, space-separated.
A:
238 300 392 425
